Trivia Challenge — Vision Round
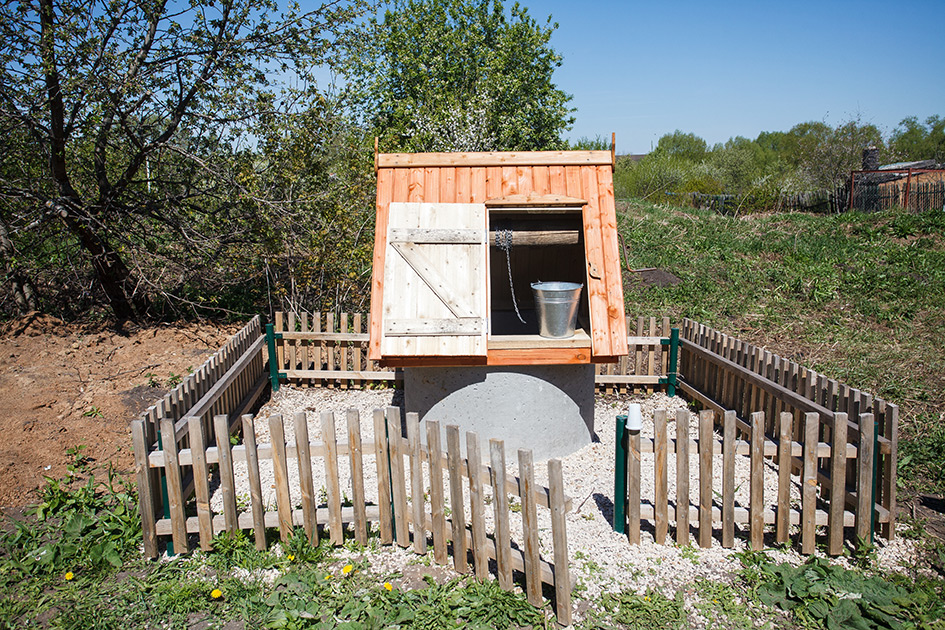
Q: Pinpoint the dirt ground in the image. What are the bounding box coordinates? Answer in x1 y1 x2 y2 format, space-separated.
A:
0 312 239 510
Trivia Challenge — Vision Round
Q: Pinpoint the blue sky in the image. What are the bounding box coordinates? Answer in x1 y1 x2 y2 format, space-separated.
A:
529 0 945 154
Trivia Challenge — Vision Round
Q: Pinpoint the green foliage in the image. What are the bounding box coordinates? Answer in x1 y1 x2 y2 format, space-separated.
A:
594 588 686 629
738 554 945 630
890 115 945 162
340 0 574 152
654 130 709 162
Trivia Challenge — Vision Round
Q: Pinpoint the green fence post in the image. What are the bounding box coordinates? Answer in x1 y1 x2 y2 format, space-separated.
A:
156 427 174 556
667 327 680 397
614 414 628 535
871 416 880 545
265 323 280 393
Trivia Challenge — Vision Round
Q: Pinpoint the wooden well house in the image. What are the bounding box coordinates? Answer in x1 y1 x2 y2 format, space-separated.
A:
368 149 629 459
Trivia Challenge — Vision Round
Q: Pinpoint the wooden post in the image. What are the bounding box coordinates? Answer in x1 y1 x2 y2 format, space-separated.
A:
213 414 238 534
242 414 267 550
446 425 468 573
828 412 848 555
856 412 875 542
373 409 393 544
269 415 294 542
188 416 214 550
131 420 158 558
294 411 317 544
676 409 690 546
387 407 409 547
881 404 899 540
406 412 426 554
160 416 188 554
348 409 367 545
466 431 488 580
802 412 819 554
776 412 793 544
699 410 714 549
549 458 572 627
749 411 765 550
321 411 344 545
628 425 641 545
519 448 542 606
654 409 668 544
426 420 447 564
721 410 735 548
490 439 512 590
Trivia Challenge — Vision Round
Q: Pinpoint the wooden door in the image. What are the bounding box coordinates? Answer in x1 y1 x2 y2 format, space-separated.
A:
380 202 488 358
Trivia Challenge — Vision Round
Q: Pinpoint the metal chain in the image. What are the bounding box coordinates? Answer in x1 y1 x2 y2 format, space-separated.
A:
495 228 526 324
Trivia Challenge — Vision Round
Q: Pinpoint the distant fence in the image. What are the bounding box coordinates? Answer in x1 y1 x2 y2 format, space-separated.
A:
675 318 898 545
850 179 945 213
268 311 677 394
133 408 574 625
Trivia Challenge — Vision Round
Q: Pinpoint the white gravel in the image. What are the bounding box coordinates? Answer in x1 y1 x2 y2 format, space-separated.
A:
210 385 921 623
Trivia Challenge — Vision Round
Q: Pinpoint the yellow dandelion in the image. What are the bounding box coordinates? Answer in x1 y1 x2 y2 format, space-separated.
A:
384 582 393 591
287 554 295 561
64 571 74 581
342 564 353 575
324 574 331 580
210 589 223 599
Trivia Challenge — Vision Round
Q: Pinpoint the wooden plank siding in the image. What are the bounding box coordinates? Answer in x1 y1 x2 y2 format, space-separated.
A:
370 152 627 365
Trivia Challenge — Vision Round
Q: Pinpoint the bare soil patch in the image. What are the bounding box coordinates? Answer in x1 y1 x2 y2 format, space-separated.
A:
0 312 238 510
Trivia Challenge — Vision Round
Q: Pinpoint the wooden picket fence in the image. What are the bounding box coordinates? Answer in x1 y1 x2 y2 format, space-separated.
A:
269 310 674 393
615 407 875 555
674 318 898 544
132 316 269 516
131 408 573 624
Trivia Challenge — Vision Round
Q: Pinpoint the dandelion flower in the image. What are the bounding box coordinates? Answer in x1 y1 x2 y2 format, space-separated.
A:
64 572 74 581
342 564 353 575
384 582 393 591
210 589 223 599
324 575 331 580
287 554 295 561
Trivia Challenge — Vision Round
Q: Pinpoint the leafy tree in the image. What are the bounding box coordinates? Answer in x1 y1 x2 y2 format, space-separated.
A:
0 0 364 320
339 0 574 152
890 115 945 162
653 130 708 162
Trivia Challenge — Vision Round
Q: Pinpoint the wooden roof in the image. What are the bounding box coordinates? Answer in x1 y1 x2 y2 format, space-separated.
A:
369 150 627 365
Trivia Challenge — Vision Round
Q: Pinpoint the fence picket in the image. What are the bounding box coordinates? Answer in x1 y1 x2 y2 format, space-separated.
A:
519 448 542 606
160 416 187 552
675 409 690 545
828 413 848 555
856 412 875 541
373 409 393 545
387 407 409 547
294 411 317 543
214 414 238 534
776 412 793 544
490 439 512 589
269 415 294 542
322 411 344 545
446 425 469 573
348 409 367 545
426 420 447 564
721 410 735 548
131 420 158 558
406 412 426 553
188 416 213 550
549 458 572 626
628 421 641 545
654 409 668 544
802 412 819 554
699 410 714 548
241 414 267 550
466 431 489 580
749 411 764 550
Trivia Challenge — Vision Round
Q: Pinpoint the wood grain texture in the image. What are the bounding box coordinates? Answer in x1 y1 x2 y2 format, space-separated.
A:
856 412 875 542
425 420 447 564
699 410 714 548
373 409 393 544
214 414 238 534
293 412 317 543
446 425 468 573
131 420 158 558
188 416 213 550
802 412 818 554
776 412 793 544
241 414 267 550
628 427 641 544
676 409 690 545
654 409 668 544
518 448 542 606
321 411 344 545
828 413 848 555
721 410 736 548
750 411 765 550
406 413 426 554
490 438 512 589
378 150 614 168
466 431 488 580
269 415 294 542
548 458 572 626
160 416 188 553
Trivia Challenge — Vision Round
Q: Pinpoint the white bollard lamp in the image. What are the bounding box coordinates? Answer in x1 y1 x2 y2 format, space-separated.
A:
627 403 642 432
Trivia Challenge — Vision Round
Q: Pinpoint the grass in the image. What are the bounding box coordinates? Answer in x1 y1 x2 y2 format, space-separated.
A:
617 199 945 495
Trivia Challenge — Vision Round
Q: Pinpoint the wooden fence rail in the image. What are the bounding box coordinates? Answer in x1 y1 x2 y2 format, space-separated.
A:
131 407 573 625
676 318 898 542
270 311 673 393
614 408 875 555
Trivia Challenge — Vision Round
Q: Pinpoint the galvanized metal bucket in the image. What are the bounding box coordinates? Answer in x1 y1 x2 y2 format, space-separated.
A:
531 281 583 339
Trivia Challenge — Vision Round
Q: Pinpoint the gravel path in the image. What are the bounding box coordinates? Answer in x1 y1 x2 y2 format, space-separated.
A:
211 386 920 624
